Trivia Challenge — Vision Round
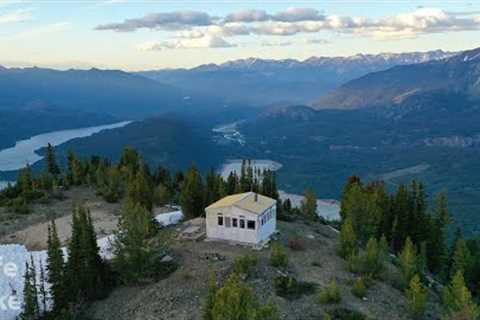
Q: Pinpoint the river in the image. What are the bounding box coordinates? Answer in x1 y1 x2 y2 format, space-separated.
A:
0 121 131 187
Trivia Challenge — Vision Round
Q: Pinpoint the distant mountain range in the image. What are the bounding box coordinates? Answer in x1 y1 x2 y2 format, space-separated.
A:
137 50 456 106
314 47 480 110
0 66 242 120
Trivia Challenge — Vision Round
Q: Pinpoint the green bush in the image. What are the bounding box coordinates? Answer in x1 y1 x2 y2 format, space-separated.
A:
234 254 258 276
273 276 316 300
11 197 31 214
319 278 341 304
270 243 288 268
351 277 366 298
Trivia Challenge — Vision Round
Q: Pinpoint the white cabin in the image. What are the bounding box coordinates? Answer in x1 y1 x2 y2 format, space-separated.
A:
205 192 277 246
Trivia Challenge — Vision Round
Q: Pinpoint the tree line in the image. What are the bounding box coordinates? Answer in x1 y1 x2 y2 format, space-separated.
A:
0 147 280 220
338 176 479 319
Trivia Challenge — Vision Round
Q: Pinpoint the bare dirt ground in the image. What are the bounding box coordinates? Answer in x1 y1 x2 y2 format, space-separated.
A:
87 219 436 320
0 187 121 250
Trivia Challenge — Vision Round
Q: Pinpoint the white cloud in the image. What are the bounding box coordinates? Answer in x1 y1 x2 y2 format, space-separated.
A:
99 7 480 50
224 9 269 23
137 35 235 51
272 7 325 22
95 10 214 32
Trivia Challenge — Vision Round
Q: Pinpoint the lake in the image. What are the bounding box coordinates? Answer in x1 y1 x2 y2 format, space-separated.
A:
0 121 131 187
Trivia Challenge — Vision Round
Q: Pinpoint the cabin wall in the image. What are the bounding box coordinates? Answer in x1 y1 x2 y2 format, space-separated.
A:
206 206 258 244
257 205 277 243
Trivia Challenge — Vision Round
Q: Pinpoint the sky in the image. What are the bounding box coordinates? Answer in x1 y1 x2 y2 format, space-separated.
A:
1 0 480 71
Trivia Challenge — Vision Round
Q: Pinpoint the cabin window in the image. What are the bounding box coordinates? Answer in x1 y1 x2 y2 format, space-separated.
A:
218 214 223 226
240 219 245 229
232 218 238 227
247 220 255 230
225 217 231 228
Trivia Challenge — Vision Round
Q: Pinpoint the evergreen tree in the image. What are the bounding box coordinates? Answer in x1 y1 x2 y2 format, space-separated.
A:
126 165 153 211
46 143 61 176
202 273 218 320
38 261 47 315
338 217 357 258
340 175 362 221
226 172 238 195
65 205 106 302
405 274 427 319
443 271 479 320
392 185 411 252
17 164 33 195
205 169 221 206
427 192 449 274
400 237 417 284
211 273 278 320
46 220 65 313
365 237 384 276
300 187 317 220
180 165 205 219
20 258 39 320
451 237 471 280
113 200 157 283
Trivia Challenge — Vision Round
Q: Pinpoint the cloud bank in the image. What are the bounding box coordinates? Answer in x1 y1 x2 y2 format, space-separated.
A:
94 7 480 50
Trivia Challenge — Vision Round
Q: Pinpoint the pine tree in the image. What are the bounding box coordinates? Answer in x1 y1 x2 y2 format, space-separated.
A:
365 237 384 276
205 169 221 206
46 143 61 176
226 172 238 195
427 192 449 274
451 237 471 279
65 205 106 302
338 217 357 258
17 164 33 195
443 271 479 319
300 187 317 220
405 274 427 319
126 165 153 211
202 272 218 320
211 273 278 320
113 200 156 283
180 165 205 219
46 220 65 313
38 261 47 315
400 237 417 284
20 258 39 320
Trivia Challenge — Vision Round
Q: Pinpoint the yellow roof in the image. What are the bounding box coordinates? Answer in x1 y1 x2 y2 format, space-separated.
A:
206 192 276 214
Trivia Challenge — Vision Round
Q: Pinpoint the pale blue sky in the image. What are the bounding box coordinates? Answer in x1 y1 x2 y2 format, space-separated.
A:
1 0 479 70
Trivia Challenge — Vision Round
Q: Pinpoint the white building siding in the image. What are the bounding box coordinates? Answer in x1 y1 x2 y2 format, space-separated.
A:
205 204 276 245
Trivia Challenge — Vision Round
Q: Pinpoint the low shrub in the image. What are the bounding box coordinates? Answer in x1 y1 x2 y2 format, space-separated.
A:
319 278 341 304
288 235 306 251
234 254 258 276
270 243 288 269
351 277 366 298
274 275 316 300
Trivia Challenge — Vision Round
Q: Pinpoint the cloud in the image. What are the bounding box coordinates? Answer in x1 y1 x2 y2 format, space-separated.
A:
272 7 325 22
137 35 235 51
224 9 269 23
0 8 32 24
98 7 480 49
95 10 214 32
